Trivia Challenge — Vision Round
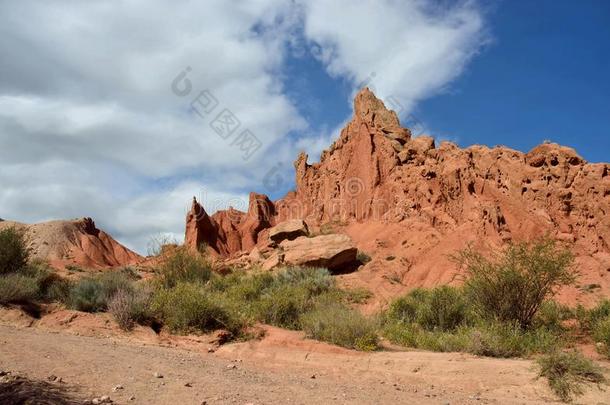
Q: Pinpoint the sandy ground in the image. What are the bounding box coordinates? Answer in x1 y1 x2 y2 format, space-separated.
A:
0 309 609 405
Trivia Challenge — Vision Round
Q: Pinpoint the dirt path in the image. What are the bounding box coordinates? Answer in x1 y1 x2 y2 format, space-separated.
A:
0 321 608 404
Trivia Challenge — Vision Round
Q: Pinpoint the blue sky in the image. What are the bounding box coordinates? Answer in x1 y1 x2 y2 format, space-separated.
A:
1 0 608 253
419 0 610 163
284 0 610 165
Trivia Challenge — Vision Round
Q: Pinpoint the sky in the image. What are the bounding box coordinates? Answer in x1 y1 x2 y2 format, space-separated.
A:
0 0 608 254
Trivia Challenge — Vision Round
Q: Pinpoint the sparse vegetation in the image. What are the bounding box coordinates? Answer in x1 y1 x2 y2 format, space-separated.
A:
0 227 29 274
356 251 371 264
68 272 134 312
156 246 212 288
108 284 153 331
537 351 606 402
301 303 379 351
0 273 40 305
455 238 576 329
151 281 244 335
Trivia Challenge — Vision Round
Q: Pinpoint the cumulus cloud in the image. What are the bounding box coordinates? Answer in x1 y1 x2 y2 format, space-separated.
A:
299 0 487 113
0 0 487 253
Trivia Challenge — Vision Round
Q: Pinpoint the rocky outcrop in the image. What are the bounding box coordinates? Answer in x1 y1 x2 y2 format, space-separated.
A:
185 193 276 255
184 87 610 299
269 219 309 243
0 218 141 269
279 234 358 271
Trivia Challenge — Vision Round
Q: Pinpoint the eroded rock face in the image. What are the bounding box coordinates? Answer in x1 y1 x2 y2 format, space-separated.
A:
0 218 141 269
184 87 610 296
185 193 275 255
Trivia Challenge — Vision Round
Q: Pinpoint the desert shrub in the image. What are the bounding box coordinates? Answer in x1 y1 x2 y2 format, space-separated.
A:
68 278 108 312
247 267 338 329
386 286 470 331
301 303 379 351
533 301 573 331
43 276 73 303
467 322 560 358
344 287 373 304
0 273 40 305
157 247 212 288
383 319 561 358
275 267 335 295
456 238 576 329
68 272 134 312
593 317 610 358
579 299 610 331
356 251 372 264
537 351 606 402
151 282 243 335
220 272 276 302
382 322 471 352
108 284 153 331
109 289 136 330
0 227 29 274
253 284 310 329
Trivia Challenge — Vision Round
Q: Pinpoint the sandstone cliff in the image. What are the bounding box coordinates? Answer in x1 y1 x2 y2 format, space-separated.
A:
185 88 610 303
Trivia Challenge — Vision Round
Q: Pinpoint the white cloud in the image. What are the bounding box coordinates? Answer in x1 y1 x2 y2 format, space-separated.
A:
299 0 487 114
0 0 487 253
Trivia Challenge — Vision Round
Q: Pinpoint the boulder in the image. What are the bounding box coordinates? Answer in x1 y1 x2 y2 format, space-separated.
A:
269 219 309 243
279 234 357 271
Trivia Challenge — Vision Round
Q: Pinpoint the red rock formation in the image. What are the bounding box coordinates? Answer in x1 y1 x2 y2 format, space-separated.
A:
0 217 142 269
185 193 275 255
184 87 610 302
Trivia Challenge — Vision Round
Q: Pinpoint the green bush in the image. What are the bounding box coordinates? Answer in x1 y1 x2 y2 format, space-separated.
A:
156 247 212 288
253 284 310 329
151 282 244 335
343 287 373 304
456 239 576 329
467 322 560 358
382 322 471 353
107 283 154 331
301 303 379 351
275 267 335 296
537 351 606 402
0 227 29 274
593 317 610 358
0 273 40 304
386 286 470 331
533 301 572 331
580 299 610 330
69 272 134 312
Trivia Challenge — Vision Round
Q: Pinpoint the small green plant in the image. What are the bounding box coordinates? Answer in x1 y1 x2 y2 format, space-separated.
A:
533 301 572 331
301 303 379 351
537 351 606 402
386 286 470 331
456 238 576 329
344 287 373 304
593 317 610 358
253 284 310 329
156 247 212 288
68 272 134 312
467 321 560 358
0 273 39 304
0 227 29 274
65 265 84 273
151 282 243 335
356 251 372 264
